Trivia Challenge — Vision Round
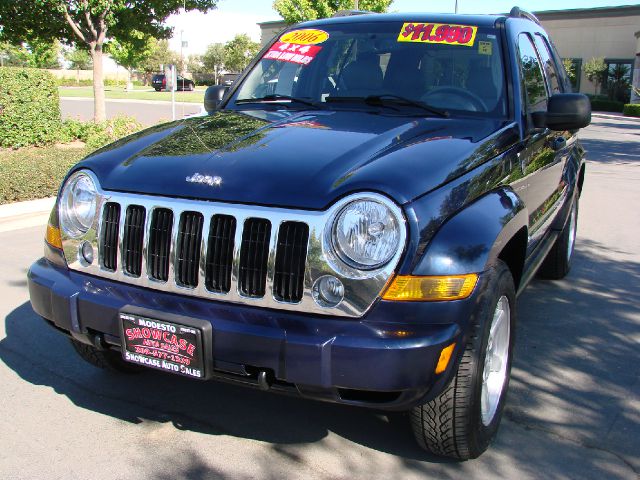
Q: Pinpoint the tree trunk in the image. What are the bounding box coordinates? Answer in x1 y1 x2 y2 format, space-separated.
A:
90 45 106 122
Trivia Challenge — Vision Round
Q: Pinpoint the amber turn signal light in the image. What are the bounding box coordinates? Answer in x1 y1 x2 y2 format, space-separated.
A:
46 223 63 249
382 274 478 301
435 343 456 374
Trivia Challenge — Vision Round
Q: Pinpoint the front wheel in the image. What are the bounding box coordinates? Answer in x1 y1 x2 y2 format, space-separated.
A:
411 260 516 459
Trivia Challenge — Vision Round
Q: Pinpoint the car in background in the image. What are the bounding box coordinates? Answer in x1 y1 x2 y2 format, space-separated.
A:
151 73 195 91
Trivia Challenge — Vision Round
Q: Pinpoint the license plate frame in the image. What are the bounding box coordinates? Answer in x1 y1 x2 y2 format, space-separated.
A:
119 312 207 379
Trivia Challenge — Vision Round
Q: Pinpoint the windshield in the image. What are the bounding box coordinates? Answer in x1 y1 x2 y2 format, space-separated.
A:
228 20 507 117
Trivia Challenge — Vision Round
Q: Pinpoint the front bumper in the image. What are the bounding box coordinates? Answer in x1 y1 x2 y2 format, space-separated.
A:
28 258 481 410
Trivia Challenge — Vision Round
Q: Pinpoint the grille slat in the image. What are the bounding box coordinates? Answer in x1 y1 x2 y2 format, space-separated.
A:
122 205 146 277
239 218 271 298
175 211 204 288
274 222 309 303
205 215 236 293
101 202 120 271
148 208 173 281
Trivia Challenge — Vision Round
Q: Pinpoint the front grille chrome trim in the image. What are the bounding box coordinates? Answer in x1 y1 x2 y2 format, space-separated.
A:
61 176 407 318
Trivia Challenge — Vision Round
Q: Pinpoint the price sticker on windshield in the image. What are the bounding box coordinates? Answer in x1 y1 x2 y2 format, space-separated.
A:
263 42 322 65
398 22 478 47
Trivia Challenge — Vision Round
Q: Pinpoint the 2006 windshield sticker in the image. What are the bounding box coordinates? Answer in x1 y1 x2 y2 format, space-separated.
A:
263 42 322 65
398 22 478 47
280 28 329 45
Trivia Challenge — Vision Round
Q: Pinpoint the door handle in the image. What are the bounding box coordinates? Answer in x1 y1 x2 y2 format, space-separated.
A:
551 136 566 151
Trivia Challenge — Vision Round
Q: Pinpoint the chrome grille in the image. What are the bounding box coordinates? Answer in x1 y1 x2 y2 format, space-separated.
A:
239 218 271 298
100 202 120 271
274 221 309 303
122 205 145 277
205 215 236 293
175 211 204 288
61 182 406 318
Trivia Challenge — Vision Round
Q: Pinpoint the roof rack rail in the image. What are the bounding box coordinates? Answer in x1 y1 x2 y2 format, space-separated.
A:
509 6 541 25
332 10 373 17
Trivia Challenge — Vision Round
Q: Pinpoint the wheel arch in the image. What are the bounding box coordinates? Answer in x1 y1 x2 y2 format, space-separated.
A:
412 189 529 286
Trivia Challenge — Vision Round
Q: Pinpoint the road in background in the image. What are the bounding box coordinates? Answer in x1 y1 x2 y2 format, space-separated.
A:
61 97 203 125
0 116 638 479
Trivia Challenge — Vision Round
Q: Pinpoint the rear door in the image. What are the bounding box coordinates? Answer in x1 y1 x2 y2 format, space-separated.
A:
511 32 567 250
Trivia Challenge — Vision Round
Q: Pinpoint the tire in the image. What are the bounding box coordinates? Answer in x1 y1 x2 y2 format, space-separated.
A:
70 339 141 374
538 196 578 280
154 88 161 92
411 260 516 460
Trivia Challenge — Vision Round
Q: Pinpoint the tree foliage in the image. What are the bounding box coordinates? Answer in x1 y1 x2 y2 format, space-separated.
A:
141 39 179 74
64 45 93 69
0 0 219 121
108 30 154 73
584 57 607 93
202 42 226 73
273 0 393 23
223 34 260 73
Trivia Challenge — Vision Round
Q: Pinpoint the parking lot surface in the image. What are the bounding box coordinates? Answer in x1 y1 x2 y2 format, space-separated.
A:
0 115 637 479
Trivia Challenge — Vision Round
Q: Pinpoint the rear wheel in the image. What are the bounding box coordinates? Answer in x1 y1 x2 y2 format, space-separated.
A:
411 261 515 459
70 339 141 373
538 196 578 279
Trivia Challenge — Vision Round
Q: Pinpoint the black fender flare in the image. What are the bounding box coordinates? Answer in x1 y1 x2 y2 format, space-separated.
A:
412 189 528 276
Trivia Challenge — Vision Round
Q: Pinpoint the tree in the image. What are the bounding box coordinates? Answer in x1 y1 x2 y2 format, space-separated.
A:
108 31 154 89
26 39 61 69
64 45 92 70
273 0 393 23
584 57 607 94
141 39 179 79
223 34 260 73
0 42 30 67
186 54 205 74
202 42 225 80
562 58 576 89
0 0 219 122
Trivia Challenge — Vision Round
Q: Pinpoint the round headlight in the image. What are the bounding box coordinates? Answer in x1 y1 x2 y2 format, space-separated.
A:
59 171 98 238
332 199 401 269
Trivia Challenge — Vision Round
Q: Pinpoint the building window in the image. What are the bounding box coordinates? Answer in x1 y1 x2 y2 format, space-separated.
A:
602 59 633 102
562 58 582 92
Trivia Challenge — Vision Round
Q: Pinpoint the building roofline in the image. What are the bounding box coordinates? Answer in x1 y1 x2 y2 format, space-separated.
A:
534 4 640 20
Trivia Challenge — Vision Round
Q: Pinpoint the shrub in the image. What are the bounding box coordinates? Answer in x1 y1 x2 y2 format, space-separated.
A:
587 95 624 113
61 115 143 148
56 77 94 87
623 104 640 117
0 67 61 148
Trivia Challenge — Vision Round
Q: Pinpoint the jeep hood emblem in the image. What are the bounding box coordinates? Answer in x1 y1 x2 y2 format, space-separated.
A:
186 173 222 187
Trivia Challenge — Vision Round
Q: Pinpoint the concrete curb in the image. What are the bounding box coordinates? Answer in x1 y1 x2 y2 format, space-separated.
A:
0 197 55 219
592 112 640 122
61 96 202 107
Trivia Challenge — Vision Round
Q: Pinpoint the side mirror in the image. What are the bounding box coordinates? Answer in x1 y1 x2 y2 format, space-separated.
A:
532 93 591 131
204 85 229 114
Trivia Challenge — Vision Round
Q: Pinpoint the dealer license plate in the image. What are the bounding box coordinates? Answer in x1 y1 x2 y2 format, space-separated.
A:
120 313 205 379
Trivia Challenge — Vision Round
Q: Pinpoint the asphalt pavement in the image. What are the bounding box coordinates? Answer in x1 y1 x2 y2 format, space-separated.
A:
0 116 638 479
61 97 203 125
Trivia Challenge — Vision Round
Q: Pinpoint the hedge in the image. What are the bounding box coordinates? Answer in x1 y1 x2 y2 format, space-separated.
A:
587 95 624 113
623 104 640 117
0 67 61 148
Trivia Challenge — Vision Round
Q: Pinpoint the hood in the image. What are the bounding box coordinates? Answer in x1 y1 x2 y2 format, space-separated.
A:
78 109 519 209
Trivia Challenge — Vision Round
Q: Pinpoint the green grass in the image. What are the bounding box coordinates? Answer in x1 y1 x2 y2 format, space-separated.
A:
0 145 89 204
59 86 205 104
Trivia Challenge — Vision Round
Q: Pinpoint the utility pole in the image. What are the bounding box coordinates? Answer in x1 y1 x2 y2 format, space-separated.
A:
354 0 359 9
455 0 459 13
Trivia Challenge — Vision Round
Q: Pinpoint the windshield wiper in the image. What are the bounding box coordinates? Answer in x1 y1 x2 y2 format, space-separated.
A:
235 94 322 109
365 95 449 118
326 94 448 117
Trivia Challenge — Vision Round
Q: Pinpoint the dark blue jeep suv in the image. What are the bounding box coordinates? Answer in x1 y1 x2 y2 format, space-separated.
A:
28 8 590 459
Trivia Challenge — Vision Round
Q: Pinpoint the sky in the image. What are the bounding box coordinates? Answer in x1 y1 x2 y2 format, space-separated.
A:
166 0 637 54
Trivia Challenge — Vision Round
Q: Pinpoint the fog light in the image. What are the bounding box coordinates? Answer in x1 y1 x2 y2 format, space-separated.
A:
312 275 344 308
79 241 94 265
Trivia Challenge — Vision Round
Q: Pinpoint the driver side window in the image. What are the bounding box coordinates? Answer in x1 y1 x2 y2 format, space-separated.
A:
517 34 548 114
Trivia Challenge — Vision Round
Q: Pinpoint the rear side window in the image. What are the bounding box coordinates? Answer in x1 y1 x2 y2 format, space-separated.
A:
533 34 562 95
517 34 547 113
